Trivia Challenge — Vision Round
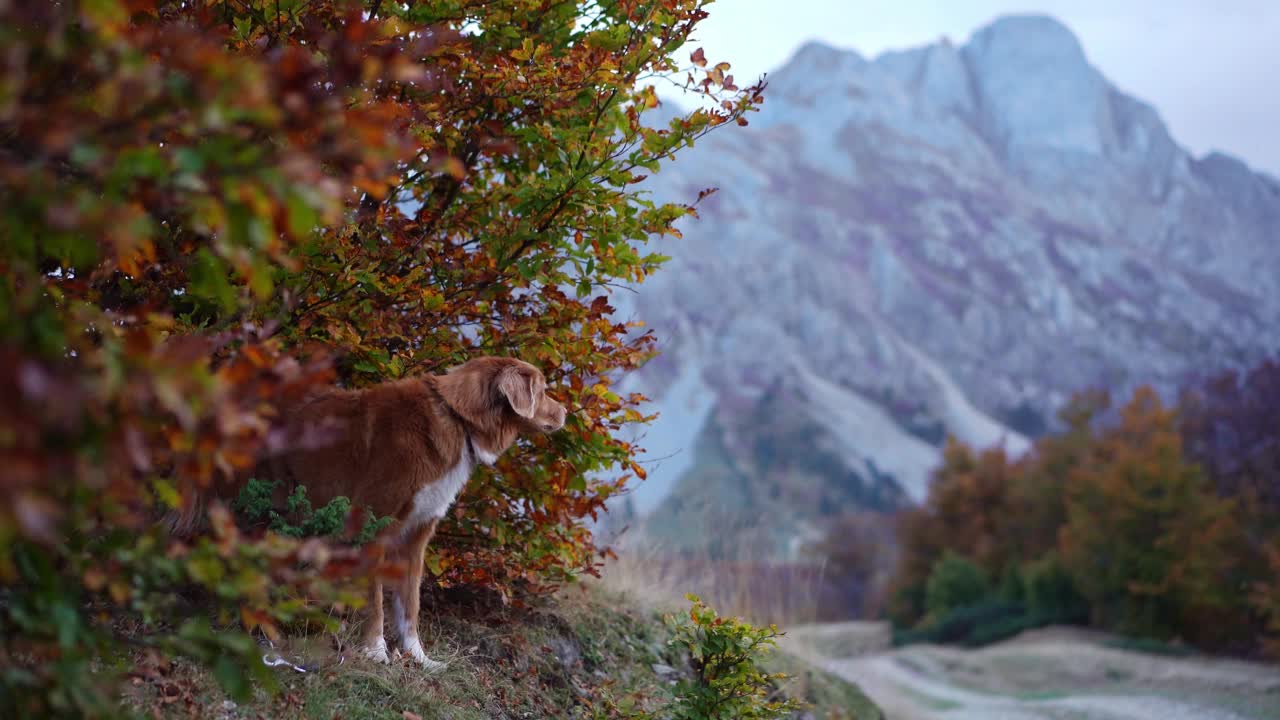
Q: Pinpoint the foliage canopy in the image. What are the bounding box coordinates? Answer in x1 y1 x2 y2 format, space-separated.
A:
0 0 760 715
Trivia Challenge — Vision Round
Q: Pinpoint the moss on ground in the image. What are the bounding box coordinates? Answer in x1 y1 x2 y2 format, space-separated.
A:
123 586 882 720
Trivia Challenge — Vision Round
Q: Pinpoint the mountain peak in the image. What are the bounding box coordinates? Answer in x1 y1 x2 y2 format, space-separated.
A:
960 15 1111 159
970 14 1085 57
789 39 864 67
774 16 1137 166
770 40 870 107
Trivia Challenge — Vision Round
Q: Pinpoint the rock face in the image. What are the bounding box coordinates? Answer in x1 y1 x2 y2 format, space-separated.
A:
612 15 1280 558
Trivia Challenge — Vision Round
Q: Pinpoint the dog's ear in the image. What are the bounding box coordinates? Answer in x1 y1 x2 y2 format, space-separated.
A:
497 364 542 419
438 362 493 427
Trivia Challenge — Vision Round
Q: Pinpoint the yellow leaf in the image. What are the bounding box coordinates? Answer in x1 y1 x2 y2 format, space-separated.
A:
512 38 535 62
382 17 411 37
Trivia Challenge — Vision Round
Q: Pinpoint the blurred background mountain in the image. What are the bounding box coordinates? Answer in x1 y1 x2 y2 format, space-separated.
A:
602 15 1280 621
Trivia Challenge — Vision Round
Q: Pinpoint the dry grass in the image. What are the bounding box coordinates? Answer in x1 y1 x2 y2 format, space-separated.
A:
598 507 898 625
594 541 841 627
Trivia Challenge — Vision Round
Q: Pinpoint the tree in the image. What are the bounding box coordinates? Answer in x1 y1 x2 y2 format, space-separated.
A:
887 439 1018 625
925 551 989 618
1180 359 1280 652
1003 390 1107 563
0 1 760 715
1251 537 1280 659
1180 360 1280 513
1059 387 1235 640
806 510 898 617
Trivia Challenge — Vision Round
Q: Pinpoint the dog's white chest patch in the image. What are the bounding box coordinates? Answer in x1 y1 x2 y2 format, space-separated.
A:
473 445 498 466
405 454 472 531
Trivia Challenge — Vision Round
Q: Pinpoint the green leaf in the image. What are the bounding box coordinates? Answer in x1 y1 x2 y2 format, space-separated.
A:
285 193 319 238
425 554 443 576
187 248 236 313
213 654 252 702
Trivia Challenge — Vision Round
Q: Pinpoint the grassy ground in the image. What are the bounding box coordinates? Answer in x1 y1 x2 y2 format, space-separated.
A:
762 649 886 720
122 585 883 720
790 622 1280 720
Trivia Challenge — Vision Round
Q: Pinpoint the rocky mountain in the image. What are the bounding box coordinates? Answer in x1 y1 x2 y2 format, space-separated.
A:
609 15 1280 559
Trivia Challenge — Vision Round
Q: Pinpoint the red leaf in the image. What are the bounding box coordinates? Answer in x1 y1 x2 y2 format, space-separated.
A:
690 47 707 68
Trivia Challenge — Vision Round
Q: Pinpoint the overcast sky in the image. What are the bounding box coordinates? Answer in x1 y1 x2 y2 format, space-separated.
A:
682 1 1280 176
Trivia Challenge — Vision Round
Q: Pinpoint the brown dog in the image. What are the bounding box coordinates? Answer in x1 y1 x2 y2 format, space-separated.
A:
235 356 566 669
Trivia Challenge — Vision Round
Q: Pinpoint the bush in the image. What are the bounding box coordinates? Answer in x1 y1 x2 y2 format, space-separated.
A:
966 610 1053 647
1023 553 1089 625
232 479 392 544
664 595 804 720
1104 636 1195 657
894 599 1028 647
925 552 990 618
998 564 1026 604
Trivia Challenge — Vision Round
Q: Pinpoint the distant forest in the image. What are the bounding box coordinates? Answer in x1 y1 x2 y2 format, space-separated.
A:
879 358 1280 658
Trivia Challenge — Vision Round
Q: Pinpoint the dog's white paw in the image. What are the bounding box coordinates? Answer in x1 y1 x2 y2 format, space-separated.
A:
361 636 390 664
403 635 447 673
417 655 448 673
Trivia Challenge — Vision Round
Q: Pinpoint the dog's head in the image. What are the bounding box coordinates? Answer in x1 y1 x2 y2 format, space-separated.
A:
438 357 567 453
489 358 567 434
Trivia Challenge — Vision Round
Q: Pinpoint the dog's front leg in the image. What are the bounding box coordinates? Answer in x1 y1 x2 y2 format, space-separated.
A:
392 518 445 672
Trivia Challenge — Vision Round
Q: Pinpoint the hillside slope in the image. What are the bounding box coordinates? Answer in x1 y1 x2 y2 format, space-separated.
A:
614 14 1280 558
124 587 882 720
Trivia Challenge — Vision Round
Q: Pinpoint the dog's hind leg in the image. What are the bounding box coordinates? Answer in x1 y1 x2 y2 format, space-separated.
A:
359 546 390 663
393 518 445 672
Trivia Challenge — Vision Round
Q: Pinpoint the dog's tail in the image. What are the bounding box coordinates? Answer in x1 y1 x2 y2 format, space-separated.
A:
161 481 212 540
161 461 267 538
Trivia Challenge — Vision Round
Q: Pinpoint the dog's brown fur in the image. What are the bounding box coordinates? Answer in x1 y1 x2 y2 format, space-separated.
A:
180 356 566 669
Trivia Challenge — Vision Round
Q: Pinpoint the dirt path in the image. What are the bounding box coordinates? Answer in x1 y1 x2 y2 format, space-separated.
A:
784 624 1280 720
